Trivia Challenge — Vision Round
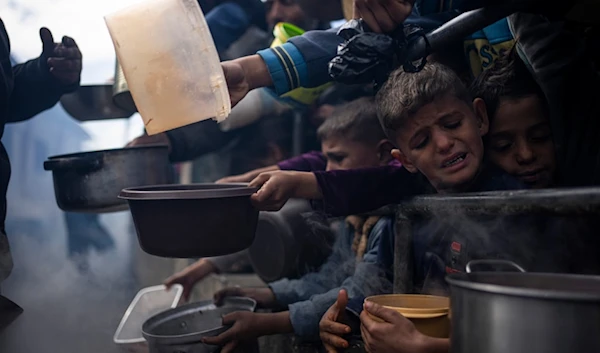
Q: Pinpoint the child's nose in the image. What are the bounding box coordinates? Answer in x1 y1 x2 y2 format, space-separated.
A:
433 131 454 152
516 142 535 164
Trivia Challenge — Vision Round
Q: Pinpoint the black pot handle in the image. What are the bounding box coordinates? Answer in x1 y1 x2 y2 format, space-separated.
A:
466 260 526 274
43 156 103 172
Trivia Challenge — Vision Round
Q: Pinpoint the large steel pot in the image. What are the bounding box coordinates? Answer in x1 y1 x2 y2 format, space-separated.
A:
44 146 173 213
142 297 256 353
447 260 600 353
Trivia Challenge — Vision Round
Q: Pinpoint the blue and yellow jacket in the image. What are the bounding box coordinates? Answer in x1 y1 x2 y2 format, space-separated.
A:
256 0 515 95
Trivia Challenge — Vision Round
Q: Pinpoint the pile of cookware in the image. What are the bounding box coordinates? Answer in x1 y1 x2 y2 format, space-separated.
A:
43 145 261 257
114 284 257 353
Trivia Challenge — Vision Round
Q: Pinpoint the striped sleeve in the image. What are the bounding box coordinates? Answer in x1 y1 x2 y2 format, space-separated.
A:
257 42 307 95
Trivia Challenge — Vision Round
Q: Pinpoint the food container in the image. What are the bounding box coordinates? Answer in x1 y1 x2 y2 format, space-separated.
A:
364 294 450 338
104 0 231 135
142 297 256 353
119 184 259 258
114 284 184 353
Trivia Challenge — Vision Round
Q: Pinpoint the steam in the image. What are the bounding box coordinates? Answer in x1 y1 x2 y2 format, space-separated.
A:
0 212 139 353
296 211 393 300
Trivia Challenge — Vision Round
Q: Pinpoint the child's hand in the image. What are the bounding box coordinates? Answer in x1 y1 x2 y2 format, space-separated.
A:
249 171 321 211
319 289 351 352
202 312 271 353
164 259 216 301
361 301 449 353
213 286 276 308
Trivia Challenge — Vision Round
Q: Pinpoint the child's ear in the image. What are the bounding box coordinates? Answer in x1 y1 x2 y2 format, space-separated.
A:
473 98 490 136
376 139 395 165
391 149 418 173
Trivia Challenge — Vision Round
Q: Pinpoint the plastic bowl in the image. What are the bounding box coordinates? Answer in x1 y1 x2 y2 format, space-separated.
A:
365 294 450 338
119 183 259 258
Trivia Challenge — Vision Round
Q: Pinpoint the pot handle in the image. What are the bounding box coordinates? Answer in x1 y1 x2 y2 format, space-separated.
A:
43 156 103 172
466 260 526 274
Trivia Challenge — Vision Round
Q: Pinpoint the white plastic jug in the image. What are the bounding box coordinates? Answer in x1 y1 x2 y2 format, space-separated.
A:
105 0 231 135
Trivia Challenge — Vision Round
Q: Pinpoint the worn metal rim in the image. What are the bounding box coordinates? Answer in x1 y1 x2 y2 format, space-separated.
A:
47 145 168 160
119 183 258 200
446 272 600 302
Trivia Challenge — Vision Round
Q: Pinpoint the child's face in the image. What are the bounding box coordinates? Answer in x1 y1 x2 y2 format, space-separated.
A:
487 95 556 188
321 135 390 171
392 95 489 192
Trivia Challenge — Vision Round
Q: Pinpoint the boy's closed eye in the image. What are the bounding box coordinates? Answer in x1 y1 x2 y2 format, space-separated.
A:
528 124 552 143
326 152 347 163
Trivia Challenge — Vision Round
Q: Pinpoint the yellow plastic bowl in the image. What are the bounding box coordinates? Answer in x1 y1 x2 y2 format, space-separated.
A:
364 294 450 338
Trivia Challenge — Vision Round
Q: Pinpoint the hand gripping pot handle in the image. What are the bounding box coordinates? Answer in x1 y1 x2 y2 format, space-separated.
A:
466 260 526 274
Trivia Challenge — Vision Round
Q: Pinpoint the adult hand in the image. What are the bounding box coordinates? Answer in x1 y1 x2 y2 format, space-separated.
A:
222 55 273 108
353 0 416 33
202 312 272 353
319 289 351 352
164 259 217 302
126 132 171 152
249 171 321 211
360 300 449 353
213 287 277 308
40 27 82 86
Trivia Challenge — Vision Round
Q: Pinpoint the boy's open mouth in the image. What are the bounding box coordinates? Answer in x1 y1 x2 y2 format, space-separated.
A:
442 153 467 168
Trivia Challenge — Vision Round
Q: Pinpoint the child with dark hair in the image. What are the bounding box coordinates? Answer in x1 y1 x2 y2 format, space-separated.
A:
249 62 522 214
471 48 556 189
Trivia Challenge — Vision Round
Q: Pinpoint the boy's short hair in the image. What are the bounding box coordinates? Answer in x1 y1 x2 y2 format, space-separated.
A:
376 62 472 139
317 97 386 144
470 47 546 121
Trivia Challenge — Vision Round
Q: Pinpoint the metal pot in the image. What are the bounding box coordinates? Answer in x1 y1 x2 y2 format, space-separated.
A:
142 297 256 353
60 84 136 121
248 199 334 282
447 260 600 353
113 60 137 112
44 146 173 213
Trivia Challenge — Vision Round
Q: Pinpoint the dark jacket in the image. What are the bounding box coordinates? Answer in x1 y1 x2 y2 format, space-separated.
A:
0 19 77 230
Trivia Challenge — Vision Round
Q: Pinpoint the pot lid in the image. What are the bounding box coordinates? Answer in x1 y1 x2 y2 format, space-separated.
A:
141 297 256 345
119 183 258 200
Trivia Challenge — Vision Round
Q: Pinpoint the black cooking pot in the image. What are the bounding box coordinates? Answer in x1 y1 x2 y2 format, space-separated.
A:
44 146 173 213
119 183 259 258
447 260 600 353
